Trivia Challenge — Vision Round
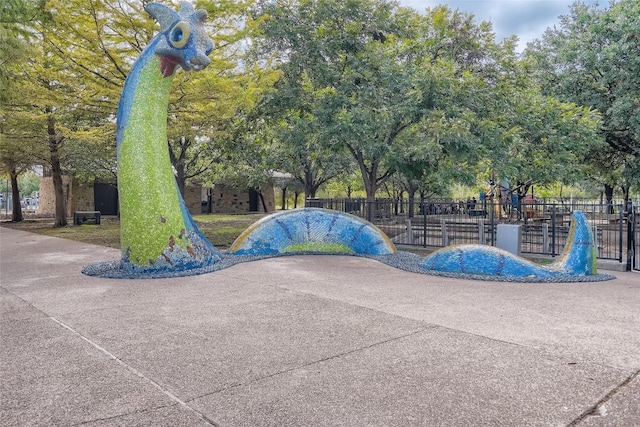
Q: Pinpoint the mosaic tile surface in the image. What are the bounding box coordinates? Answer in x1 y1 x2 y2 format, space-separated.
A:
229 208 397 256
420 211 598 279
114 2 221 275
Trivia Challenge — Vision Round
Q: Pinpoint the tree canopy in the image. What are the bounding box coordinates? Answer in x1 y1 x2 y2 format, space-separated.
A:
1 0 636 222
249 0 604 203
525 0 640 201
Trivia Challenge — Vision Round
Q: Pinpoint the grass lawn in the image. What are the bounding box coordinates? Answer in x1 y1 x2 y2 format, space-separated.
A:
0 213 267 250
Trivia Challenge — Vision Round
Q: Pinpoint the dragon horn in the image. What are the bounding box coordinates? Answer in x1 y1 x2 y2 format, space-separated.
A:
145 2 179 30
179 2 208 22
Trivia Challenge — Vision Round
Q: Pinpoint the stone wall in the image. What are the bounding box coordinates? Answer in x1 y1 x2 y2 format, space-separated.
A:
262 187 276 212
37 176 73 217
73 182 95 212
38 177 95 217
211 184 275 214
37 177 275 217
183 184 202 214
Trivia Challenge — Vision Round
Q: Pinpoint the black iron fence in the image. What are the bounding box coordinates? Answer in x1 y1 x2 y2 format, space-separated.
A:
306 198 638 268
632 205 639 271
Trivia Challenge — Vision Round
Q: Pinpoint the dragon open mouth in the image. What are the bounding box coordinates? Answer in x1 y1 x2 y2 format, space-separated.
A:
160 55 182 77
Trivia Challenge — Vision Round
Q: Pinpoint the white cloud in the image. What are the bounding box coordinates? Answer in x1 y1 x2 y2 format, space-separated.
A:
396 0 610 51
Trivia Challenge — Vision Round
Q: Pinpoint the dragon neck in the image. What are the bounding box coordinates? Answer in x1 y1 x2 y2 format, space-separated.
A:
117 42 172 153
115 45 220 270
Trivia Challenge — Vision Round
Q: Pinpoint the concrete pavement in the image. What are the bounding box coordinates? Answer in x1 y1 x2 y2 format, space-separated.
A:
1 226 639 426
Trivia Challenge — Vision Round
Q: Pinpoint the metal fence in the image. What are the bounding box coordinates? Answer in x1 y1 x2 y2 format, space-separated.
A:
306 198 636 266
632 205 639 271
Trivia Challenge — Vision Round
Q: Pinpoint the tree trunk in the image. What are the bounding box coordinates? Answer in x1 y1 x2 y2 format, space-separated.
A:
10 167 23 222
364 176 377 222
259 192 268 212
622 185 629 207
175 165 186 197
355 158 378 222
47 112 67 227
169 137 189 197
604 183 614 214
407 182 416 218
304 170 317 199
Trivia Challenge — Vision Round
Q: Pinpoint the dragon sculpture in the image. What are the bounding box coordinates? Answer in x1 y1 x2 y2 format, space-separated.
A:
83 2 610 283
115 2 222 275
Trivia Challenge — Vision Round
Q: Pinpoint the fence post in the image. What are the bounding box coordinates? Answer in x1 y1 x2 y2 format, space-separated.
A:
421 199 427 248
405 218 414 245
489 201 495 246
478 219 485 245
627 200 634 271
619 203 624 263
543 223 550 254
551 204 557 257
441 219 448 246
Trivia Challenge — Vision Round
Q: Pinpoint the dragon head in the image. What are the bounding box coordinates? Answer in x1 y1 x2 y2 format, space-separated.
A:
145 2 214 77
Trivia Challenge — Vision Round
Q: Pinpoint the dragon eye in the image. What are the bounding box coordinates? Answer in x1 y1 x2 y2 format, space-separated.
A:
169 22 190 48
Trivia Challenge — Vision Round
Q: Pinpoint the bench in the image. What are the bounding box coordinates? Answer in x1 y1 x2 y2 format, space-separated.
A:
74 211 101 225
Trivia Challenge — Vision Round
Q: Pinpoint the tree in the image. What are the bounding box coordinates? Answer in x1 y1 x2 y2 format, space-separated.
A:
164 0 277 195
476 86 603 199
1 74 47 223
0 128 40 222
251 0 433 209
0 0 42 222
525 0 640 203
251 1 537 217
0 0 36 101
270 106 352 199
1 0 149 226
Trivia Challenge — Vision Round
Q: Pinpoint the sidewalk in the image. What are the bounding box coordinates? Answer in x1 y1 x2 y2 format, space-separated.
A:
1 226 639 426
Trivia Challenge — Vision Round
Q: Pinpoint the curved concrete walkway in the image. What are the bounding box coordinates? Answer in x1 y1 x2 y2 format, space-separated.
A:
1 227 639 426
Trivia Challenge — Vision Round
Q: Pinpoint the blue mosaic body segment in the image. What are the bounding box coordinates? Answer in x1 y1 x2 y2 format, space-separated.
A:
229 208 396 256
554 211 597 275
421 245 557 278
420 210 597 278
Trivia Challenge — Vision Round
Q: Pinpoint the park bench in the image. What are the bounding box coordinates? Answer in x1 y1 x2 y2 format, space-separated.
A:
74 210 101 225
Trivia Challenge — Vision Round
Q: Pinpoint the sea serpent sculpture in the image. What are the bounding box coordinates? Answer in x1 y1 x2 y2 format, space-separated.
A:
83 2 613 282
97 2 223 277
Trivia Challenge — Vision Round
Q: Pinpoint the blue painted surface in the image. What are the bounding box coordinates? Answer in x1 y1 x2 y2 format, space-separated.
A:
421 245 558 278
552 210 598 275
229 208 397 256
420 211 597 278
84 208 614 281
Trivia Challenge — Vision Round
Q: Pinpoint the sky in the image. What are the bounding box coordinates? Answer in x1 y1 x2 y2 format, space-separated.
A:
396 0 611 51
